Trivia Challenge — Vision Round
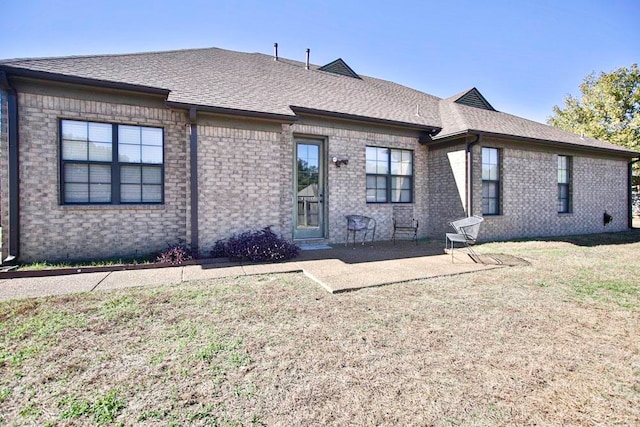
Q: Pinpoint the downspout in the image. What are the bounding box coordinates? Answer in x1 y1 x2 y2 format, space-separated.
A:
465 133 482 216
0 71 19 263
629 157 640 229
189 108 199 256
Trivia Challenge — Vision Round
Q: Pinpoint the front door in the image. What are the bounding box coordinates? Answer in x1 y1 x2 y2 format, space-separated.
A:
294 139 325 239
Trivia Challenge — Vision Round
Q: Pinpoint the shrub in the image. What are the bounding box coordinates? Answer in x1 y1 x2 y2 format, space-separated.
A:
157 243 193 265
211 227 299 262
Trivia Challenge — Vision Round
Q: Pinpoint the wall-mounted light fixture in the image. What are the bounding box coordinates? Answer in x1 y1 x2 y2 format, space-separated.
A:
332 156 349 167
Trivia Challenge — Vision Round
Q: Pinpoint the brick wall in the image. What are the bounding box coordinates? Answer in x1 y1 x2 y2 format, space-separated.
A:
196 123 287 251
195 119 427 248
427 143 467 236
290 122 427 243
428 138 630 241
6 91 188 262
472 139 629 240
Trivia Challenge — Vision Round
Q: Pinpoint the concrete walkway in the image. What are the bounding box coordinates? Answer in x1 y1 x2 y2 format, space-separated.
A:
0 240 500 301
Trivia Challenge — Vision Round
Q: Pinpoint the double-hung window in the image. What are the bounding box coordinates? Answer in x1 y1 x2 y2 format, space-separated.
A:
482 147 500 215
60 119 164 204
366 147 413 203
558 155 572 213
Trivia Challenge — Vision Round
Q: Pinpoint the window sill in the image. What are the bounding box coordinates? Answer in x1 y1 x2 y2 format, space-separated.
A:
59 204 165 211
558 212 574 217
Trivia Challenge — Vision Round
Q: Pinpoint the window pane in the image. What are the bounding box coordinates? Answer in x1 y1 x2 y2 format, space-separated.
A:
62 140 88 161
88 142 112 161
119 144 141 163
65 164 88 183
376 189 387 202
558 169 567 184
366 189 377 202
366 175 377 188
121 166 141 184
61 120 88 141
141 127 162 146
142 185 162 202
121 184 142 202
142 166 162 184
88 122 112 143
65 183 88 203
119 125 141 145
90 164 111 183
390 149 412 175
89 184 111 203
141 145 163 164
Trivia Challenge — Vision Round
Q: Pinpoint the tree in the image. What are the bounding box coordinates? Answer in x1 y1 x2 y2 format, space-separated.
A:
547 64 640 155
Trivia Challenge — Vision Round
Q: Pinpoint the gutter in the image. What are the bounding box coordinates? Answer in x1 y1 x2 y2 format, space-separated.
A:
434 129 638 158
0 66 170 96
290 105 441 135
466 134 482 216
189 108 199 255
166 101 298 123
630 158 640 229
0 71 19 263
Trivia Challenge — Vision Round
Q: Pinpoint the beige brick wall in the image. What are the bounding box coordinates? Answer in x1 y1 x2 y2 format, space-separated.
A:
7 91 188 262
196 122 288 251
291 121 427 244
3 84 631 262
428 138 630 241
471 139 629 240
195 119 427 249
427 143 468 236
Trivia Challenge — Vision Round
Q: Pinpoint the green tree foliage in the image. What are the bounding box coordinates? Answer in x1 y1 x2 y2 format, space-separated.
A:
547 64 640 154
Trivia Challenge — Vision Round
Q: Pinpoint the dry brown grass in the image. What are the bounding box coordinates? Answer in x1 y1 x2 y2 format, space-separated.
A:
1 231 639 426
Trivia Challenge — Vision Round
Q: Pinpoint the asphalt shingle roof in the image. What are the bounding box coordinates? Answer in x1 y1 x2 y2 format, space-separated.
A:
1 47 636 156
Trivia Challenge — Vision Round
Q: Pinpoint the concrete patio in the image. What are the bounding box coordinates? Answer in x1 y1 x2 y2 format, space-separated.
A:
0 240 505 301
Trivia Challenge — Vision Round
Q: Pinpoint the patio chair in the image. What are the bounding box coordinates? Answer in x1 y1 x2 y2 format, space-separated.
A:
345 215 376 246
392 205 418 244
445 215 484 263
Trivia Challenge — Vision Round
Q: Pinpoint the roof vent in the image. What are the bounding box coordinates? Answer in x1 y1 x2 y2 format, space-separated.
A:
305 48 310 70
274 43 278 61
454 88 495 111
318 58 361 79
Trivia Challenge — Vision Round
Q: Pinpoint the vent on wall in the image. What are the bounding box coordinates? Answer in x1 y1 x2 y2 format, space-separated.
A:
318 58 361 79
454 88 495 111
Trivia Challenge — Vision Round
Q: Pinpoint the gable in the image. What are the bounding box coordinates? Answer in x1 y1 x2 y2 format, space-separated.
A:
318 58 361 79
455 88 495 111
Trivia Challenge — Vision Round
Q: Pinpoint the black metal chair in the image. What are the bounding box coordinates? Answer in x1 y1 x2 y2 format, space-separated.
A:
345 215 376 246
392 206 418 244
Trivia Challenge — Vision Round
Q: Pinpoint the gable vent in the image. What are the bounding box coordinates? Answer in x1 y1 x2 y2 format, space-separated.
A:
318 58 361 79
455 88 495 111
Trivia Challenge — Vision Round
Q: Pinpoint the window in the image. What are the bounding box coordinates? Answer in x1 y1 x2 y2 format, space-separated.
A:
558 155 572 213
482 147 500 215
366 147 413 203
60 120 163 204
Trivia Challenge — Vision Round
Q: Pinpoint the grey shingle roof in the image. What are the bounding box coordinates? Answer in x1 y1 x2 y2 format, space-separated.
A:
1 47 636 156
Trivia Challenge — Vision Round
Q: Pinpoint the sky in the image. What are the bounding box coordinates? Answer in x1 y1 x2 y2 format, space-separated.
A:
1 0 638 124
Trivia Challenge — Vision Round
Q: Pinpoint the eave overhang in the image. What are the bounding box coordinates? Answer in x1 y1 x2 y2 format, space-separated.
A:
290 105 441 136
430 130 639 158
0 65 171 96
165 101 298 123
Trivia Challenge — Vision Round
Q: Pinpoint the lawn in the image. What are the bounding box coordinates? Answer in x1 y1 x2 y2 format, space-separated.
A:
1 231 639 426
